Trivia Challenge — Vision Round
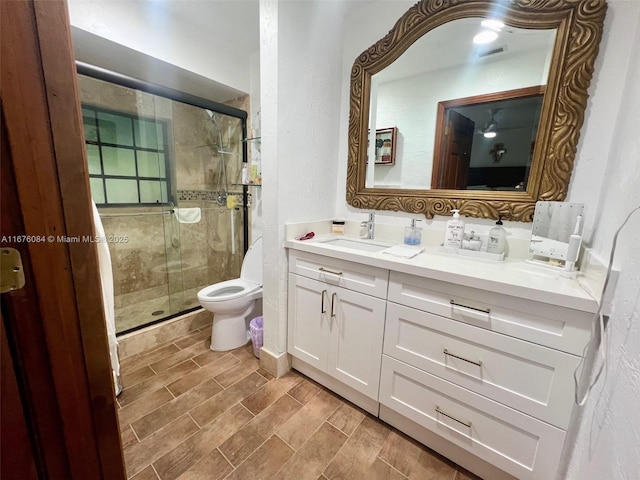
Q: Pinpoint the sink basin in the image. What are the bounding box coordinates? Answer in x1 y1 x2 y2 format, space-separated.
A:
317 237 390 252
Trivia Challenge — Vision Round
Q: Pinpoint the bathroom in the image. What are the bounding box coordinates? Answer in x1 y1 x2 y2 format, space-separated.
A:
1 0 638 479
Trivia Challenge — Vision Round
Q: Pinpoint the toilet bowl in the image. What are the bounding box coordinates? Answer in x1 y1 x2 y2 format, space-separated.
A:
197 237 263 351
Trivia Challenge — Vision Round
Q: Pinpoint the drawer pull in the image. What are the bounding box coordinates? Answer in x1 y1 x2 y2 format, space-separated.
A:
435 406 472 428
331 292 337 318
443 349 483 367
321 290 327 313
319 267 343 276
450 300 490 315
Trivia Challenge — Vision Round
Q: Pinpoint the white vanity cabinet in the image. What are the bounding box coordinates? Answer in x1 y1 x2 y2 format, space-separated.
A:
286 238 597 480
378 271 593 480
287 251 388 413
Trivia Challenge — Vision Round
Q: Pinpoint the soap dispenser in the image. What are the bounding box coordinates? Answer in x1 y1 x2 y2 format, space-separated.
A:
487 215 507 254
444 209 465 249
404 219 423 246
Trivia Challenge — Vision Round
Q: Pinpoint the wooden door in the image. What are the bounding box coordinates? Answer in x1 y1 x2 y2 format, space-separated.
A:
1 313 38 479
1 1 125 478
438 110 475 189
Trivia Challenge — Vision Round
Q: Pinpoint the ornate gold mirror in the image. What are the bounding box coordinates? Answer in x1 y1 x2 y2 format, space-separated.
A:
346 0 606 221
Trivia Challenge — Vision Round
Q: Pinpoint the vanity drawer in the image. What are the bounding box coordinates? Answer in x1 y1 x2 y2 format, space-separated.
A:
379 355 566 480
388 271 592 355
384 303 580 428
288 250 388 298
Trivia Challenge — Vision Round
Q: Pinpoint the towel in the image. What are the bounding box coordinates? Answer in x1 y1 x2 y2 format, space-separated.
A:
174 207 201 224
92 201 121 395
382 244 425 259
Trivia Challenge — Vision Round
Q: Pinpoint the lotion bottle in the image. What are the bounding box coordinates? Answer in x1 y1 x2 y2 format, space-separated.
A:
404 219 422 245
487 215 507 254
444 210 465 249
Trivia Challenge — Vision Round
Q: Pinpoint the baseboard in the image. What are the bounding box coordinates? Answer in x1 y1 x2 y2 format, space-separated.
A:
291 357 379 416
259 347 292 378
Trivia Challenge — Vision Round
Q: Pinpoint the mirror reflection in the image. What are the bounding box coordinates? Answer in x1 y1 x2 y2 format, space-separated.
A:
529 202 585 260
366 17 556 190
432 87 544 190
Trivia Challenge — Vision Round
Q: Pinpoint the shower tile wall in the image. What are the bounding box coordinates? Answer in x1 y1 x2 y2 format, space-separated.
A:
78 75 246 333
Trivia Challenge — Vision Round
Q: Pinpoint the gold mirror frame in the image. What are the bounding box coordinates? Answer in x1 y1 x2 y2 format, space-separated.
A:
346 0 606 221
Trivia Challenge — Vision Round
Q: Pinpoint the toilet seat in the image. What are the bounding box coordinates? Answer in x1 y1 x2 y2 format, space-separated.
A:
197 279 261 303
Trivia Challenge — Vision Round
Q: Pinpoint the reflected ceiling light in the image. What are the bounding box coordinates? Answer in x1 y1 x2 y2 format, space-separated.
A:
473 30 499 44
482 109 499 138
481 19 505 31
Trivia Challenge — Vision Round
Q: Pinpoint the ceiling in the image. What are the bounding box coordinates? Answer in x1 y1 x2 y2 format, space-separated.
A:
375 17 556 83
69 1 389 102
155 0 261 62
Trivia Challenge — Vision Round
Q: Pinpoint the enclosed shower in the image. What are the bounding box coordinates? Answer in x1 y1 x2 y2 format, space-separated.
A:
77 66 251 334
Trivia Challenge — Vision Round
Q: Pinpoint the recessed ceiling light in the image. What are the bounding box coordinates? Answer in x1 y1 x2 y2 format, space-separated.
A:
473 30 499 44
481 19 505 31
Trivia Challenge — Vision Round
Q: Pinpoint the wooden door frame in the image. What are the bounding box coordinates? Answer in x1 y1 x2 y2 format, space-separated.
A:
1 1 125 478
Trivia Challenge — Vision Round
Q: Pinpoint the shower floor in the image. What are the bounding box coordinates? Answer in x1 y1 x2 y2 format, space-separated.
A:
116 287 202 334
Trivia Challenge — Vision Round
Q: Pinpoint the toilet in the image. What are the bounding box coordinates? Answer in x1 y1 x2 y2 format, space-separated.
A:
197 237 263 351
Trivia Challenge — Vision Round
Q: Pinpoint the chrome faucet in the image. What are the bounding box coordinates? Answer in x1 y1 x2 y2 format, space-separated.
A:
360 212 375 239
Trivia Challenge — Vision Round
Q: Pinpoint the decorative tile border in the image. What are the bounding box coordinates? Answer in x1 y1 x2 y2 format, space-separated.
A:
177 189 218 201
177 189 244 202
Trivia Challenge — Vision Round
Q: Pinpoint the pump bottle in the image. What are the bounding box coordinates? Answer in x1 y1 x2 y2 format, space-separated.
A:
404 219 423 245
487 215 507 254
444 210 465 249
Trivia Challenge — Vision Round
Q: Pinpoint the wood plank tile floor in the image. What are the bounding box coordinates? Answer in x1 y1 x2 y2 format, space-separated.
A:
117 328 481 480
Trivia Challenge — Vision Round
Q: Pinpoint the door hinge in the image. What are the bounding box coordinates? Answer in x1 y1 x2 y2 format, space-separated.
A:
1 248 26 293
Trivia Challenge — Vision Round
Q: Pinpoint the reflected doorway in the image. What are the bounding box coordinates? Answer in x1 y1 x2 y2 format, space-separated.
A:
432 86 545 190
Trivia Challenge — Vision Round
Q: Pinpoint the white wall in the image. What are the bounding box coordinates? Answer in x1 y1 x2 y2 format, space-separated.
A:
67 0 252 94
259 0 344 359
562 6 640 479
565 0 640 244
249 51 263 241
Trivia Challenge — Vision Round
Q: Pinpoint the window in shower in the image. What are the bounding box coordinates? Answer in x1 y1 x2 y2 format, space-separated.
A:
82 105 173 206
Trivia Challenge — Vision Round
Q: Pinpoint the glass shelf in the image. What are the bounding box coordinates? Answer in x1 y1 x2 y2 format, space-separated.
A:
233 183 262 187
242 137 261 143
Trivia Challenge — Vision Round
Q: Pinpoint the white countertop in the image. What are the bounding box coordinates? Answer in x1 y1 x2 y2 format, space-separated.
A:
286 234 599 314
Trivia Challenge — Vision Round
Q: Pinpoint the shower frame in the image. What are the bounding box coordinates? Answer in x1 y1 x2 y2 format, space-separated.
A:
77 61 250 335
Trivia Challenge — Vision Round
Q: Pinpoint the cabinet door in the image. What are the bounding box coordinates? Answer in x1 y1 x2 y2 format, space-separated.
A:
327 286 387 400
287 274 329 371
